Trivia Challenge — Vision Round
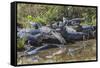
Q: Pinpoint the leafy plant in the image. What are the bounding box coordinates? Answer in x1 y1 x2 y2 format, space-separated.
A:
17 38 26 50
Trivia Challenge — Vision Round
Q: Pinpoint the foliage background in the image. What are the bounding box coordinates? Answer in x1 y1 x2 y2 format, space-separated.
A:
17 3 97 28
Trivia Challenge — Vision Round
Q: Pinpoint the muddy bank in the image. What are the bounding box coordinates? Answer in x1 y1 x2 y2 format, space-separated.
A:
17 39 96 65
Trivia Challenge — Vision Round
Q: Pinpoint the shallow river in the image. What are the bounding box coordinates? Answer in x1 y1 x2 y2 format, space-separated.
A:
17 39 96 65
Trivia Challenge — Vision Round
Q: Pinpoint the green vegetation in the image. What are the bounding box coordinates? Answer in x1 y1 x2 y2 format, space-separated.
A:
17 4 96 27
17 38 26 50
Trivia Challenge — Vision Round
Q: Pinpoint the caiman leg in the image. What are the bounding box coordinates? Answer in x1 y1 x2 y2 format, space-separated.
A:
25 43 49 55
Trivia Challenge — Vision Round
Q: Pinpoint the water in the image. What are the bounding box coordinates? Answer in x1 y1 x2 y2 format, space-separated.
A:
17 39 96 65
